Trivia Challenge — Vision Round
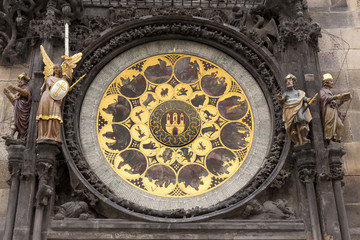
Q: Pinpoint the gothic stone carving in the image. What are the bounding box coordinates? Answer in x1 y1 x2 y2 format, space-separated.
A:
62 18 286 221
54 201 90 220
293 145 316 183
328 144 346 181
270 169 291 189
0 0 83 63
67 5 281 54
241 199 295 219
35 142 60 206
6 143 26 183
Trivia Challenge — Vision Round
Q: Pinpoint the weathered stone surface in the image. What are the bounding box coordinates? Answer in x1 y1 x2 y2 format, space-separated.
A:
343 176 360 203
47 219 307 240
348 89 360 112
331 0 348 9
312 12 355 28
343 142 360 174
341 28 360 49
0 68 11 82
345 205 360 228
346 69 360 89
346 111 360 142
0 140 9 188
0 189 9 218
346 49 360 69
308 0 330 9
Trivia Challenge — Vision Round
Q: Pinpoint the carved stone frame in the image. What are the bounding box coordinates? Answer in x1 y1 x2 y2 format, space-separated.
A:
61 16 289 222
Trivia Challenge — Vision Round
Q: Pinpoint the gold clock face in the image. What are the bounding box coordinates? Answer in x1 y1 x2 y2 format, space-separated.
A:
97 54 254 198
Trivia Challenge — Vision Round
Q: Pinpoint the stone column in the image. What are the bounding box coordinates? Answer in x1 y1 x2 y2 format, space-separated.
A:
33 142 60 240
3 142 25 240
294 144 322 240
327 144 350 240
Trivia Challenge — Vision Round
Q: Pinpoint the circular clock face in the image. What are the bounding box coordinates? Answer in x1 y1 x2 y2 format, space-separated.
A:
80 41 271 211
96 54 254 198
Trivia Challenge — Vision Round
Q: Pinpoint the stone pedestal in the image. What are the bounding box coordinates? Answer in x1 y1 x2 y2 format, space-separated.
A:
3 142 25 240
294 143 322 240
34 141 60 240
328 143 350 240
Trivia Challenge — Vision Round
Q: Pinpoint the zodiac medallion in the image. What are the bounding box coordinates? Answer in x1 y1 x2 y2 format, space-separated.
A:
96 53 254 198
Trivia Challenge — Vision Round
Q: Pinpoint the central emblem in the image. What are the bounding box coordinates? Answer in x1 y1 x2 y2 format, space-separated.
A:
150 100 201 147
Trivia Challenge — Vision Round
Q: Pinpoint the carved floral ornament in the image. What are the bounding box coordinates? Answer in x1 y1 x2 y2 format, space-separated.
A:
62 18 288 221
0 0 321 64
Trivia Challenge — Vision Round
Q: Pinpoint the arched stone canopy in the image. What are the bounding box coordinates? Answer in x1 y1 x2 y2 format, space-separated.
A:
61 16 289 222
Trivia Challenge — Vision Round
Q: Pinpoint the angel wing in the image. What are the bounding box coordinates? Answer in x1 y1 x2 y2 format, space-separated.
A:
61 52 83 75
40 45 54 79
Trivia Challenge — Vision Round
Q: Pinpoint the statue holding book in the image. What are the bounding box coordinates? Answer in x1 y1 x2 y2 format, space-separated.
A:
2 72 32 141
319 73 352 144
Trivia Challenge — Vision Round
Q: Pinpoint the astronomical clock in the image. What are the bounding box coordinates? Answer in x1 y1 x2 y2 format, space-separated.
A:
64 38 285 221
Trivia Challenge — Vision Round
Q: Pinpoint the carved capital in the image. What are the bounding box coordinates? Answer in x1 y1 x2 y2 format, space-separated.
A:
327 144 346 181
36 142 60 166
298 168 316 183
293 145 317 183
6 143 26 178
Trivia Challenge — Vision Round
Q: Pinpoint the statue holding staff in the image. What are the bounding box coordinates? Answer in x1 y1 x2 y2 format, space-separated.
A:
36 45 82 143
2 72 32 141
319 73 352 144
278 74 316 147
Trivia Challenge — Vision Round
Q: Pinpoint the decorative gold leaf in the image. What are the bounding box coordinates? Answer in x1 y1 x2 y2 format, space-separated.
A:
40 45 54 79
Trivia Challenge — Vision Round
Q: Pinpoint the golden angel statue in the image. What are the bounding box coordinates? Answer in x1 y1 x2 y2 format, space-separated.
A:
36 45 82 143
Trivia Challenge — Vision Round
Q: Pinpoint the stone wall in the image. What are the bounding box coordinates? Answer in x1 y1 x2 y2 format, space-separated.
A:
309 0 360 238
0 1 359 238
0 65 29 218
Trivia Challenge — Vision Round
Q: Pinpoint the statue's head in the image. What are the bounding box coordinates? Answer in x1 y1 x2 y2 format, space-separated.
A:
53 65 63 77
322 73 333 88
18 72 30 84
284 74 296 89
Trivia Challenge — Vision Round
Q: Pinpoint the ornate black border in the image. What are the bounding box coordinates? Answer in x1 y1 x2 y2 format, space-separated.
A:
62 16 288 222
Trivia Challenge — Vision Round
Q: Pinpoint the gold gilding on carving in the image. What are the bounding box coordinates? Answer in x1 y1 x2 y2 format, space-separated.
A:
97 54 254 198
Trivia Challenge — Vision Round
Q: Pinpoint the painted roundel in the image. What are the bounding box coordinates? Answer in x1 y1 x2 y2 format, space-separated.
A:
96 53 254 198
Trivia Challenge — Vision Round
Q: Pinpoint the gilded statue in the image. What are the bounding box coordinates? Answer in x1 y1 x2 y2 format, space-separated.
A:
319 73 351 144
278 74 316 147
36 45 82 143
2 72 32 141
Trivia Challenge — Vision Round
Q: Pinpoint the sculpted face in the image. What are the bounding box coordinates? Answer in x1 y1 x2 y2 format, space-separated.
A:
18 77 26 86
328 80 333 88
286 78 294 89
53 65 61 76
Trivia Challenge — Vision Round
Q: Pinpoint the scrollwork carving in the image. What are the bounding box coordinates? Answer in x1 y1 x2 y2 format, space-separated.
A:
1 0 84 63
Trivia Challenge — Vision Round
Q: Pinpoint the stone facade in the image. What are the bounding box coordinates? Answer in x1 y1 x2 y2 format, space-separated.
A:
308 0 360 238
0 0 359 239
